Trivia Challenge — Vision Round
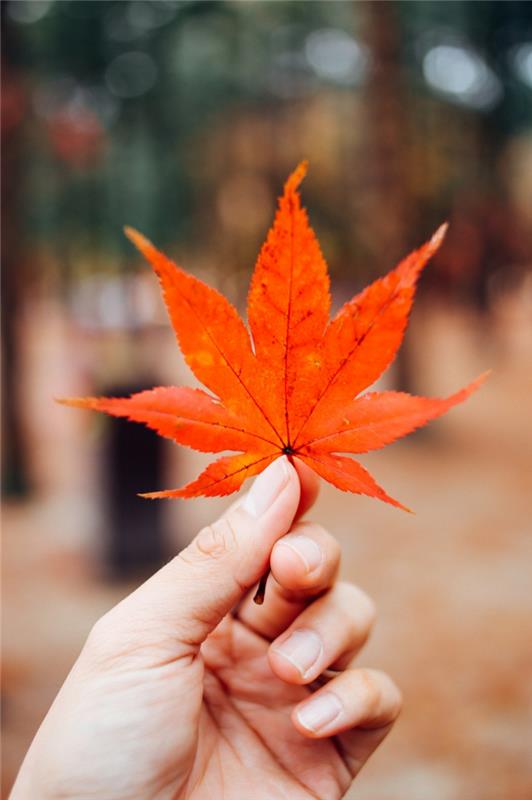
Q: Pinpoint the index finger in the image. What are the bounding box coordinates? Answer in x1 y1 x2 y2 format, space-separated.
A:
292 457 320 519
223 456 320 523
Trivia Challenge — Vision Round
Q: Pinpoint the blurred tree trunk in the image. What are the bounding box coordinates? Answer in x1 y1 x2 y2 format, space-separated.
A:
1 10 29 496
358 1 416 393
101 380 166 580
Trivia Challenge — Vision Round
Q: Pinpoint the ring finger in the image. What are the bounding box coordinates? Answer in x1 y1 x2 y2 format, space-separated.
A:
268 581 376 684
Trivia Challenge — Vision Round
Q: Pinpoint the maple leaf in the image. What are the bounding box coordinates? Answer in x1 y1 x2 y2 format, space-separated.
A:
59 163 487 508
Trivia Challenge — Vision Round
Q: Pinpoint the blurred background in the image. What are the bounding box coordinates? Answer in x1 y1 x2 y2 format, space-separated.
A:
2 1 532 797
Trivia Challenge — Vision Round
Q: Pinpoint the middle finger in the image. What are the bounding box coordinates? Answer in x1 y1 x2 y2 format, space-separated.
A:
236 521 340 640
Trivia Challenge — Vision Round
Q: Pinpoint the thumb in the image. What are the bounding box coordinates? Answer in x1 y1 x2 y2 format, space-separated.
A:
103 456 300 656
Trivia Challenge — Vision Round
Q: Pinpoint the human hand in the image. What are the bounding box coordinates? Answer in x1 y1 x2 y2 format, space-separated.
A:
11 457 401 800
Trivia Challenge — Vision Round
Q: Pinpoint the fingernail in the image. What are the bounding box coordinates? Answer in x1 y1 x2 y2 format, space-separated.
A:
242 457 290 518
272 629 323 678
296 692 343 733
278 535 323 573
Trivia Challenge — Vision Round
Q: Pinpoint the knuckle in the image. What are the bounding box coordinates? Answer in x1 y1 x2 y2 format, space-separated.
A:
357 668 382 714
307 521 329 538
359 590 377 627
191 518 239 561
293 521 330 543
84 611 121 662
84 611 166 671
288 522 341 577
387 680 404 721
336 582 377 638
319 530 341 567
358 668 403 725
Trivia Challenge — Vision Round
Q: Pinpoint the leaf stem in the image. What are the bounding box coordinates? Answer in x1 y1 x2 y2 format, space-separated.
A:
253 570 269 605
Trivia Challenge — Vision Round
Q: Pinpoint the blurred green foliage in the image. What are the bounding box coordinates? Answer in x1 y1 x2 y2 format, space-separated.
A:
4 0 531 283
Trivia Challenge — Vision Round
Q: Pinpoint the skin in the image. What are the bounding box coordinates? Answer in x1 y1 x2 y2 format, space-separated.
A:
11 457 401 800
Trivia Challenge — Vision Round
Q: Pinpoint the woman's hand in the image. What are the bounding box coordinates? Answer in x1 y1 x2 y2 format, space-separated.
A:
11 457 401 800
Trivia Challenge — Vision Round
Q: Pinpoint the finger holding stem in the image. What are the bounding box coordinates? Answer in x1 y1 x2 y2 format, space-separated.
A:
252 457 319 605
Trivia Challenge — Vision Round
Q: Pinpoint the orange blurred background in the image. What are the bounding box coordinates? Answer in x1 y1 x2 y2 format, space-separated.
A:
2 2 532 798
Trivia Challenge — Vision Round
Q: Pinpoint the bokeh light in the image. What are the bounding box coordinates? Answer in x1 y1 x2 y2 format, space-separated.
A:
105 51 158 99
305 28 371 86
422 42 502 110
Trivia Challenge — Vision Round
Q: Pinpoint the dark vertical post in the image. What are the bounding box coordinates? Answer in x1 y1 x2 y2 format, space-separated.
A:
101 382 166 579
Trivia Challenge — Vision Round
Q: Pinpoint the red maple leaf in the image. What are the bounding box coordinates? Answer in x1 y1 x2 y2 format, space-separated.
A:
60 163 487 509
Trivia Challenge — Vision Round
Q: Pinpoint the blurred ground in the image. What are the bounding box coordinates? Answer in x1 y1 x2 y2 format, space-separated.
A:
2 291 532 799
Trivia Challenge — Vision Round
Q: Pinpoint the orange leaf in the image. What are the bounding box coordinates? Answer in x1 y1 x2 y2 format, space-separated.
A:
247 161 330 442
60 165 487 506
140 452 278 499
123 227 282 446
297 450 409 512
299 372 489 454
291 224 448 448
58 387 277 454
